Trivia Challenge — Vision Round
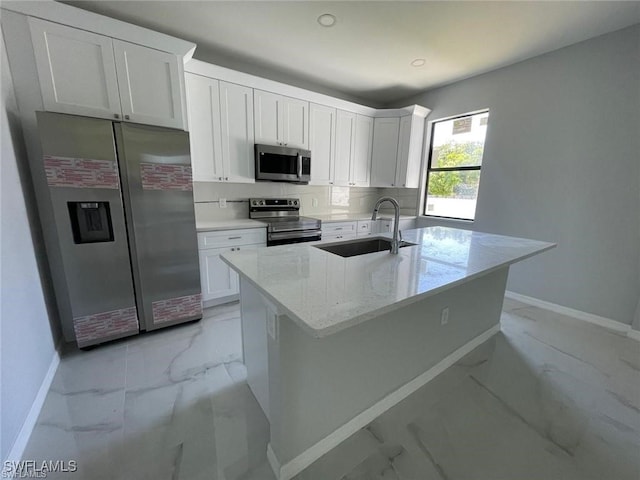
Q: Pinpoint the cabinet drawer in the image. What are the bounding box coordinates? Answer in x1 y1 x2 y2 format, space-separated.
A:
198 228 266 249
356 220 373 233
322 222 356 236
321 233 357 243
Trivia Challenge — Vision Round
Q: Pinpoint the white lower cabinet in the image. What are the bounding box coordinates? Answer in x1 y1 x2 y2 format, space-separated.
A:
321 221 357 243
198 228 266 305
199 247 240 300
356 220 373 237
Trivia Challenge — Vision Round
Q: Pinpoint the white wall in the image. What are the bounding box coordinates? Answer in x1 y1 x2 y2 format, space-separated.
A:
405 25 640 325
1 32 58 463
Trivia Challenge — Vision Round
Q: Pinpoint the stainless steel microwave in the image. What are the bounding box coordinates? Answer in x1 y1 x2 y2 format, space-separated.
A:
254 144 311 184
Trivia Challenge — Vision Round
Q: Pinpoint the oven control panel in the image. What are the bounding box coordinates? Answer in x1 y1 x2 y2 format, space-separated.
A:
250 198 299 208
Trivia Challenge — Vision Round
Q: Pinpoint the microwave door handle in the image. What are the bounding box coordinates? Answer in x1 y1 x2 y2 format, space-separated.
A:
297 153 302 178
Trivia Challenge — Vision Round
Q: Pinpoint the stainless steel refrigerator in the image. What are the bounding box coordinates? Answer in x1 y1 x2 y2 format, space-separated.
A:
34 112 201 348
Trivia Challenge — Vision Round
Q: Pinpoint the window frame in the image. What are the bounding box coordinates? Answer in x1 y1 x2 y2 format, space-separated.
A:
423 110 488 221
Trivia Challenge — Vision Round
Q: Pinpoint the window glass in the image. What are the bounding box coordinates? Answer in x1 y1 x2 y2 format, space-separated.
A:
424 111 488 220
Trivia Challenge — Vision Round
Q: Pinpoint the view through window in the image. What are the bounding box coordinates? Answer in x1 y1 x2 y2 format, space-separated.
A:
424 111 489 220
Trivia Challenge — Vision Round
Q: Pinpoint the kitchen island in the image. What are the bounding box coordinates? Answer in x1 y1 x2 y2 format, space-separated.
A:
221 227 554 480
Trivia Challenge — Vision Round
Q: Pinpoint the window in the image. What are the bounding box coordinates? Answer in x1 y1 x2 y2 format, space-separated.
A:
424 111 489 220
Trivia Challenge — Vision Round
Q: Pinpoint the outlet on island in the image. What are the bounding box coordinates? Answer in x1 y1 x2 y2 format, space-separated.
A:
441 307 449 325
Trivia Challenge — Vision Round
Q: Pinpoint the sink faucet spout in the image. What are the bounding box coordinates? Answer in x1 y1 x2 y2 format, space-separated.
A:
372 197 401 254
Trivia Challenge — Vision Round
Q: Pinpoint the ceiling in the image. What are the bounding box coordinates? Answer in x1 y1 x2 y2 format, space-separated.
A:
64 1 640 106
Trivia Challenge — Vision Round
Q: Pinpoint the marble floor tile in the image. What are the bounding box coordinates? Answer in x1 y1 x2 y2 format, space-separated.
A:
21 299 640 480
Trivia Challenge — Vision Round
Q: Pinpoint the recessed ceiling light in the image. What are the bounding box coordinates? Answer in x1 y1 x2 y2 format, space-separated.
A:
411 59 426 67
317 13 337 27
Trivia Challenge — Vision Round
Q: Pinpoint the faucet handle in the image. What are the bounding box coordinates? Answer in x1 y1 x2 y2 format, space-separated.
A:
399 229 403 243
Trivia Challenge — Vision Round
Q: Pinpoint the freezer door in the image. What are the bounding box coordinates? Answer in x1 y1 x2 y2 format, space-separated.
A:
115 122 201 331
35 112 139 347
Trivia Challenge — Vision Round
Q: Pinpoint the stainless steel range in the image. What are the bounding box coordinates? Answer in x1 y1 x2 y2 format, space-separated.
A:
249 198 321 246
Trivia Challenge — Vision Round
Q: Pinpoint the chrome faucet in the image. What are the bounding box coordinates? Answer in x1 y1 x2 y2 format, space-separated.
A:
372 197 401 254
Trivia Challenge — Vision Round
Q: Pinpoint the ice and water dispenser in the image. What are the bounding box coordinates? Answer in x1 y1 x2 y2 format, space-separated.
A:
67 201 114 244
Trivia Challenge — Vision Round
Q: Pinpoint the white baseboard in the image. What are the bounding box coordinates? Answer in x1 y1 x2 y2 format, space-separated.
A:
4 349 60 466
505 290 639 341
269 323 501 480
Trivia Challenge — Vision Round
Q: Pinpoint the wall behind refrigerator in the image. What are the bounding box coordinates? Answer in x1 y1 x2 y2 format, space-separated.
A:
0 33 60 463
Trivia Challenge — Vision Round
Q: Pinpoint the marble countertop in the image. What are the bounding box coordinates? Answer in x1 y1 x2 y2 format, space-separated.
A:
196 219 267 232
196 213 415 232
221 227 555 338
310 213 417 222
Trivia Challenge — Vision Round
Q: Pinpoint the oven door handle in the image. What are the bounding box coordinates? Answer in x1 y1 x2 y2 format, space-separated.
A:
269 230 321 241
297 152 302 178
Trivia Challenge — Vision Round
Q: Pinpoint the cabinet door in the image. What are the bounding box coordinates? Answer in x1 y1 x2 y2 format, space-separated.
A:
395 115 426 188
254 89 281 145
334 110 356 186
113 40 184 129
352 115 374 186
281 96 309 149
395 116 413 188
199 247 239 301
185 73 224 181
309 103 336 185
219 81 255 183
370 117 400 187
29 18 121 120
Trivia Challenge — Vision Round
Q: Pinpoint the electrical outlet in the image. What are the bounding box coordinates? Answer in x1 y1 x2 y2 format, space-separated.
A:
219 198 227 208
441 307 449 325
312 198 318 207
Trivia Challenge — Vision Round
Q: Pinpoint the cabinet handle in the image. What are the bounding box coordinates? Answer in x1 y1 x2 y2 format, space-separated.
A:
124 115 130 120
228 236 242 240
225 177 228 181
391 183 395 186
335 227 343 231
218 177 222 181
231 248 235 251
329 182 333 185
237 247 241 250
114 114 120 119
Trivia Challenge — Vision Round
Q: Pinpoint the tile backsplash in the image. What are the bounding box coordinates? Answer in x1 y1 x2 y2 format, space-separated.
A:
193 182 419 222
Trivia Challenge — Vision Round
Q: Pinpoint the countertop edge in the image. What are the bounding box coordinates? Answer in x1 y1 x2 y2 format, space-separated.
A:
221 240 556 339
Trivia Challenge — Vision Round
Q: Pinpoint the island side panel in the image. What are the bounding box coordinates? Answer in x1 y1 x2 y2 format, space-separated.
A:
240 278 271 421
267 267 509 470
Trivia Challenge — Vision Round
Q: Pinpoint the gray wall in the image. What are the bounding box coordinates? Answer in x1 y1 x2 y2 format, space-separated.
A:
405 25 640 326
1 32 58 462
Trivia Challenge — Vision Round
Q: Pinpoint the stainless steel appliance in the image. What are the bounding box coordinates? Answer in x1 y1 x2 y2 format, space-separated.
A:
254 144 311 184
34 112 201 348
249 198 321 246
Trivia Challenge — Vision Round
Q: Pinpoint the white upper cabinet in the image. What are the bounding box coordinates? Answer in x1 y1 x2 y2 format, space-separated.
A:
185 73 224 181
309 103 336 185
370 117 401 187
29 17 186 129
186 74 255 183
219 81 255 183
370 113 426 188
29 17 121 120
310 108 373 187
334 110 356 186
254 89 309 149
281 96 309 149
394 114 426 188
352 115 374 186
113 40 184 129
